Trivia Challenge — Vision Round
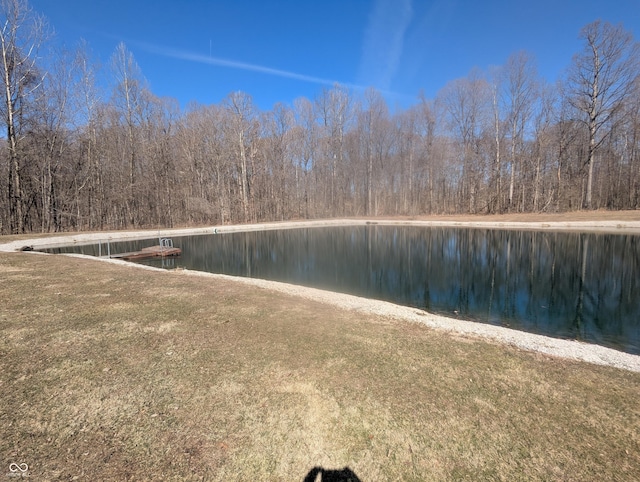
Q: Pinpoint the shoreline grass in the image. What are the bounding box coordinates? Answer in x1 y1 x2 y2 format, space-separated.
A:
1 251 639 480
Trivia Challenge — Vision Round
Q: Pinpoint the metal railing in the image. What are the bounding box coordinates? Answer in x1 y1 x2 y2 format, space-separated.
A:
98 239 111 258
159 237 174 249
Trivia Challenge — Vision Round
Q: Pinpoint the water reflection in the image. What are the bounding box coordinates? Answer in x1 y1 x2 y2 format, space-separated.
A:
48 226 640 354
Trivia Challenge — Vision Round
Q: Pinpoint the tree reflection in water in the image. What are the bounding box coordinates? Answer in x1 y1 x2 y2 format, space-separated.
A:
52 226 640 354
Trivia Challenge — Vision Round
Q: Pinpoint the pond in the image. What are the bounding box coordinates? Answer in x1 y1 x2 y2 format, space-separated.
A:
47 225 640 354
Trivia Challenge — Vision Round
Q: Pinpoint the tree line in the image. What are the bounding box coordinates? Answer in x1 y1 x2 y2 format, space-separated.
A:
1 0 639 234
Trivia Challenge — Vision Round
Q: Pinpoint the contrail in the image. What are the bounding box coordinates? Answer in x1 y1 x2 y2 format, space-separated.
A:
359 0 413 91
135 41 409 101
138 41 361 89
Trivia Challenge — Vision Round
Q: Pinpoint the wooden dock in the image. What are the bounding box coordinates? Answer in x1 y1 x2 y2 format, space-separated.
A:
111 245 182 261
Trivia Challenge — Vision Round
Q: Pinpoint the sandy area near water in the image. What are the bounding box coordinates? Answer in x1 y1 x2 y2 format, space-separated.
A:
2 218 640 373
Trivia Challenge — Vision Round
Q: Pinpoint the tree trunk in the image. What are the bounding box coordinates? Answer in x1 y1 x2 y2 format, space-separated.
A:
239 131 250 222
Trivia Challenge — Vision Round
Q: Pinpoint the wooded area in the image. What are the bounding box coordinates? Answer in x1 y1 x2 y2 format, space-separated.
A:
1 0 639 234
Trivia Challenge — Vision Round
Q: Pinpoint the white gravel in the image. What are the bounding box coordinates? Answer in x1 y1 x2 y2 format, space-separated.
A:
3 219 640 373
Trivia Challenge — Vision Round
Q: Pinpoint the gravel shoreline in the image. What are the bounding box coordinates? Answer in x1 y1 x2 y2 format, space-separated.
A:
3 219 640 373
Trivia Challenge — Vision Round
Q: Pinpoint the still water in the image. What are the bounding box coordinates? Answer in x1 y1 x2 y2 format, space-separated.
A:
49 226 640 354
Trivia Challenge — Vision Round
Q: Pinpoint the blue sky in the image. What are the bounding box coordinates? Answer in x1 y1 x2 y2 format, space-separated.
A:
31 0 640 111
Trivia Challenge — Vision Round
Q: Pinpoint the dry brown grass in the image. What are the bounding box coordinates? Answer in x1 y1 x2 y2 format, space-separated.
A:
1 229 640 480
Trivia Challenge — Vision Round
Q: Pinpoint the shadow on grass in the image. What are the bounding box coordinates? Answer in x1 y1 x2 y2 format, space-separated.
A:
303 466 362 482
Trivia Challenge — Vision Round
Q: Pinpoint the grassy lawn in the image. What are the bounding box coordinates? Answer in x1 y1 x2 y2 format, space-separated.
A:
1 251 639 481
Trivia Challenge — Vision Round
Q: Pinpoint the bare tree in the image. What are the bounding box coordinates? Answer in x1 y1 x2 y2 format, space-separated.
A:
415 94 438 213
142 93 180 227
262 102 294 220
625 78 640 207
356 88 391 216
488 67 505 213
292 97 318 218
75 39 104 229
223 91 257 222
394 106 418 214
567 20 640 209
503 51 538 212
34 45 76 232
530 82 556 211
316 84 353 216
0 0 45 233
178 103 230 225
110 42 147 225
8 3 640 232
438 71 491 213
